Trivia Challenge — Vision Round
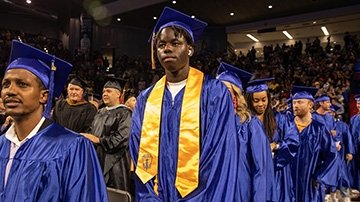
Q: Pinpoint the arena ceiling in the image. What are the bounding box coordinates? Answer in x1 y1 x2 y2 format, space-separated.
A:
1 0 360 43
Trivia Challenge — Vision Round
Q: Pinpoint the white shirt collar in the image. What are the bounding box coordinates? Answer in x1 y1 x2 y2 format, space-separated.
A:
5 117 46 147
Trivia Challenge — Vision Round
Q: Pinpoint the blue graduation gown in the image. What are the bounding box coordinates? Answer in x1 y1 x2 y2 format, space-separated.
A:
290 118 337 202
350 114 360 189
273 112 299 202
130 76 238 201
0 120 108 201
236 115 277 202
312 112 335 132
333 120 355 188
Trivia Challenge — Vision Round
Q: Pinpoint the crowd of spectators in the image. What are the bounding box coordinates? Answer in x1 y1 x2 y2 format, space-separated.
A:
0 28 359 121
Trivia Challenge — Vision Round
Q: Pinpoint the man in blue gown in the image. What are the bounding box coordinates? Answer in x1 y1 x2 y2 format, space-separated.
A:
350 94 360 190
0 40 108 201
129 7 238 201
290 86 338 202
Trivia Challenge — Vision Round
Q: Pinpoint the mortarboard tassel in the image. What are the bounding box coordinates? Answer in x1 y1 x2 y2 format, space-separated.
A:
151 32 156 70
44 58 56 118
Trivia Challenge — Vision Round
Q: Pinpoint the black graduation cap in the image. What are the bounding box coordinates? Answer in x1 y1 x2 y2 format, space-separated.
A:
103 76 127 92
69 76 88 90
124 89 139 102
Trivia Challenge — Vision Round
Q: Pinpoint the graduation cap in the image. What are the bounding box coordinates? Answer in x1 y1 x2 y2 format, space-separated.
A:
124 89 139 102
355 94 360 101
103 76 127 92
216 62 253 90
245 77 274 94
69 76 88 90
152 7 207 43
315 95 330 103
150 7 208 69
6 40 72 117
291 85 318 101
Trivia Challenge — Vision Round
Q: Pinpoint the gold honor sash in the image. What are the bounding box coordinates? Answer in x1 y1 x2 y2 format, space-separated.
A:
135 67 203 198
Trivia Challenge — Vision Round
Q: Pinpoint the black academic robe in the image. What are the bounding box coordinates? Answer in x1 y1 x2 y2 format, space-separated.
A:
91 105 132 191
52 99 97 133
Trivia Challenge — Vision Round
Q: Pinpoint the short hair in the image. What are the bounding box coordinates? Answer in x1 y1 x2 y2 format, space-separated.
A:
155 25 195 47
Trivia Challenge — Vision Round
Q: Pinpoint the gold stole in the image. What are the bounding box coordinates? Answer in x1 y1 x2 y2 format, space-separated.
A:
135 67 203 198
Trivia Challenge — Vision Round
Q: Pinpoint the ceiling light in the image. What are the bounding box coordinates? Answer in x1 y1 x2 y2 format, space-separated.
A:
230 12 234 16
246 34 259 42
172 0 176 4
191 15 195 19
116 18 121 22
26 0 31 4
313 21 317 24
268 5 272 9
153 16 157 20
321 26 329 36
282 31 293 39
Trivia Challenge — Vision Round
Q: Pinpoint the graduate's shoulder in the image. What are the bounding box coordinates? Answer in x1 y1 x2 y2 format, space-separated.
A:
38 121 93 153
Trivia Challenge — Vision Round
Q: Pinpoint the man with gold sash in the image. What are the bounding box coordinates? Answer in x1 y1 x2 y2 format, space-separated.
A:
290 86 338 202
130 7 238 201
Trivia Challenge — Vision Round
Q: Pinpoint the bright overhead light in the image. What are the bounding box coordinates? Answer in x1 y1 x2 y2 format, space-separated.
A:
191 15 195 19
153 16 157 20
282 31 293 39
116 18 121 22
230 12 234 16
172 0 176 4
268 5 272 8
246 34 259 42
26 0 31 4
313 21 317 24
321 26 329 36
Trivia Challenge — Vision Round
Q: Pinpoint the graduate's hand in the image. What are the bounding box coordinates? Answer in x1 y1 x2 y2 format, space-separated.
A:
3 116 13 127
270 142 277 151
346 153 353 162
81 133 100 144
330 130 336 137
335 142 341 151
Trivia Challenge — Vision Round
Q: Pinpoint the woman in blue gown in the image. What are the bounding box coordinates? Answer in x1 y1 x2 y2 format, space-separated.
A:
245 78 299 202
217 62 277 202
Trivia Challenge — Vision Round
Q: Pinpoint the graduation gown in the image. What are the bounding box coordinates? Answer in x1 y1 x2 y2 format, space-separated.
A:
91 105 132 191
333 120 355 188
53 99 97 133
273 112 299 202
350 114 360 189
236 115 277 202
290 118 337 202
312 112 335 132
0 119 108 201
130 76 238 201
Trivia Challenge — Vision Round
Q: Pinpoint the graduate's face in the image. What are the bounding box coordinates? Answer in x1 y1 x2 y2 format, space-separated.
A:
156 27 193 77
252 91 268 115
102 87 121 107
67 83 84 102
1 69 48 118
293 99 313 117
320 100 331 111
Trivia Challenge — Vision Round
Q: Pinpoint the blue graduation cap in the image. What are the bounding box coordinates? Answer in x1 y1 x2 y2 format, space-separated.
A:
315 95 330 103
6 40 72 117
152 7 208 43
216 62 253 90
291 85 318 101
355 94 360 101
245 77 274 94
